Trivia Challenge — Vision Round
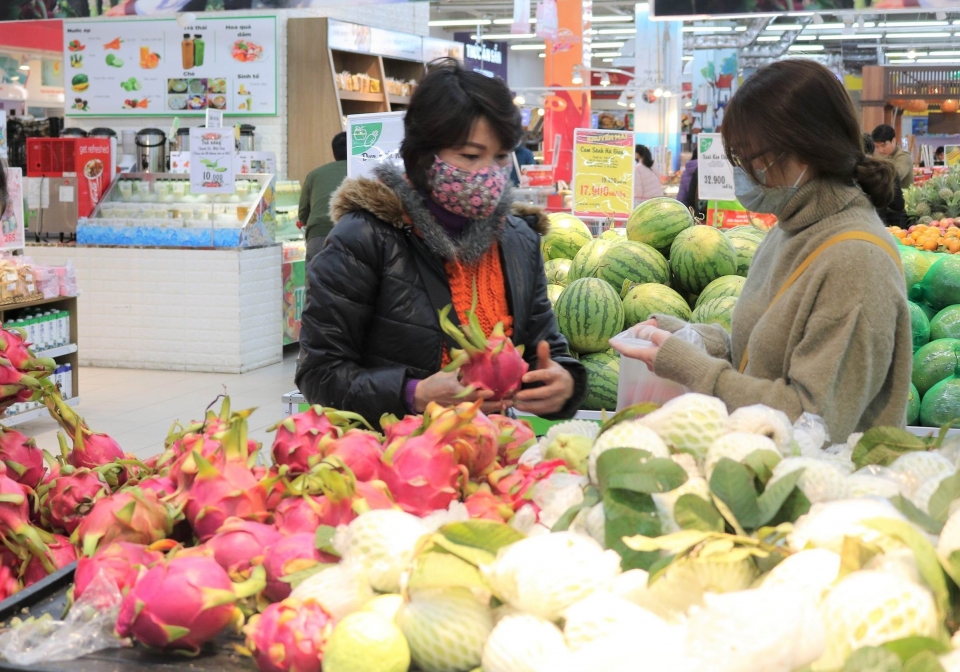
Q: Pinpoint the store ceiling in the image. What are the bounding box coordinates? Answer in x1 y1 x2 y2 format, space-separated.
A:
429 3 960 70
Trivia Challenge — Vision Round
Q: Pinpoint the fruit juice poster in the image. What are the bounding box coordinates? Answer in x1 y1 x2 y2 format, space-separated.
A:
0 169 25 251
63 15 276 117
571 129 634 221
946 147 960 168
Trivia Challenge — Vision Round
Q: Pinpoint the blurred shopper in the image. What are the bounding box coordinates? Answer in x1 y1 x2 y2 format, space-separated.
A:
634 144 664 206
510 142 535 186
677 147 699 212
613 59 911 441
871 124 915 188
299 132 348 267
863 133 906 228
296 59 585 426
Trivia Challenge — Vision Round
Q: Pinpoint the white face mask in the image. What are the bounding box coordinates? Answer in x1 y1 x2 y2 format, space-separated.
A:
733 157 808 216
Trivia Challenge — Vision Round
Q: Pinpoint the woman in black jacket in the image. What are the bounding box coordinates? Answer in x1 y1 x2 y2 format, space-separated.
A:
295 60 586 427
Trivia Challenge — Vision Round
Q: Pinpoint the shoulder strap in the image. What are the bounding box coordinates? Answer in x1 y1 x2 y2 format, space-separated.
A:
405 231 462 354
737 231 903 374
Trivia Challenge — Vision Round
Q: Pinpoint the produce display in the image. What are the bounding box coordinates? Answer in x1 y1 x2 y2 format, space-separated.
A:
542 200 764 410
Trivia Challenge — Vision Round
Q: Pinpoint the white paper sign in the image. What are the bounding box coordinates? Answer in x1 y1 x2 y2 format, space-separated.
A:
170 151 190 174
190 128 235 193
205 109 224 128
59 185 75 203
25 177 50 209
347 111 406 180
698 133 735 201
1 168 25 251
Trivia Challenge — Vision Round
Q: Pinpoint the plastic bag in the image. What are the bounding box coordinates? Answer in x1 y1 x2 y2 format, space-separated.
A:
793 413 830 456
610 325 707 409
0 571 127 665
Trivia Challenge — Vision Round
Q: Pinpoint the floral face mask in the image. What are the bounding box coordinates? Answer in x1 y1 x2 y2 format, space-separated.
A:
426 157 509 220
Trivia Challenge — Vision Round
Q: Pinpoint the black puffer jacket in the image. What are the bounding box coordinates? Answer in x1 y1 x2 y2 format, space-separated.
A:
295 165 587 427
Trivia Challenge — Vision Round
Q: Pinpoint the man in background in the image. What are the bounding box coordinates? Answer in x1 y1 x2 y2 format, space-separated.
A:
510 142 536 187
300 132 348 268
871 124 915 188
863 133 905 228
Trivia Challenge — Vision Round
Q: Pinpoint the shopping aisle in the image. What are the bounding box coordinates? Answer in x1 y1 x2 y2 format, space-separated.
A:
15 349 300 460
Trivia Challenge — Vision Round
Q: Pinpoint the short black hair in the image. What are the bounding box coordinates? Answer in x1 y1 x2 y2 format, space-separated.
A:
635 144 654 169
401 58 521 192
871 124 896 143
332 132 347 162
862 133 875 155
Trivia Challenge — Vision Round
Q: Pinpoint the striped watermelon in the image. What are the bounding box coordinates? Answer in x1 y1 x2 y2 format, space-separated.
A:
545 258 573 286
600 228 626 241
546 283 564 308
595 241 669 292
625 197 695 250
555 278 625 354
622 283 692 327
568 238 623 283
695 275 745 309
581 349 620 412
670 226 738 295
725 227 764 278
691 296 738 332
541 213 593 261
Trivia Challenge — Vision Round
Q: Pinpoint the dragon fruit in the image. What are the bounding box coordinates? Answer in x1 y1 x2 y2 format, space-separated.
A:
244 597 334 672
136 474 176 498
270 406 370 474
72 487 175 557
320 430 383 482
0 428 44 491
74 541 165 599
488 459 570 512
426 402 500 477
0 328 51 373
21 533 76 587
0 565 19 601
379 421 466 517
206 518 281 580
0 470 52 556
439 302 529 401
273 495 327 536
40 467 110 533
262 533 334 603
183 453 270 542
489 415 537 465
381 414 424 443
42 384 125 470
281 457 396 530
116 554 263 654
464 485 515 523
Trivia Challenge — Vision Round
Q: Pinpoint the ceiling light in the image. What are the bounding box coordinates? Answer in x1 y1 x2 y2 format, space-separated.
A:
492 17 537 24
789 44 825 51
682 26 734 33
539 53 545 58
537 108 545 115
682 55 693 61
592 51 622 57
10 76 19 81
735 26 747 31
598 28 637 34
880 20 948 27
807 21 844 30
919 57 960 63
428 19 493 27
819 33 882 40
470 32 536 39
18 64 29 71
928 50 960 55
511 44 547 50
629 100 636 108
756 35 780 42
684 101 692 107
889 59 917 64
591 41 625 48
907 49 917 58
617 90 627 107
887 32 954 39
513 94 526 105
662 90 673 97
654 87 663 96
796 35 818 40
764 23 804 30
600 72 611 86
591 14 635 22
571 65 583 84
602 58 614 62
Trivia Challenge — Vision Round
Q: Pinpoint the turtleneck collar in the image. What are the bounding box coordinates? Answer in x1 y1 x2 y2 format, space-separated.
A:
774 178 873 235
418 188 470 239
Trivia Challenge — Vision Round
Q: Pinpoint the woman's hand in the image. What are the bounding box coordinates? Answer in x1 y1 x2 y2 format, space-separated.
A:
413 371 512 415
610 320 672 370
515 341 575 416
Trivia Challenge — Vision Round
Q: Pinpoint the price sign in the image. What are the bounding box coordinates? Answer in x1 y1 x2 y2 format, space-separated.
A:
698 133 735 201
190 127 235 194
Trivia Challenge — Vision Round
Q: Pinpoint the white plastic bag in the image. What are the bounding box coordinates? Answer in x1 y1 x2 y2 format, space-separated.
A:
610 325 706 409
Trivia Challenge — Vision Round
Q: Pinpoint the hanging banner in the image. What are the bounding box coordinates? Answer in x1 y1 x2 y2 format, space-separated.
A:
691 49 738 134
698 133 735 201
572 128 634 220
0 168 25 251
347 111 405 180
633 3 682 172
190 127 235 194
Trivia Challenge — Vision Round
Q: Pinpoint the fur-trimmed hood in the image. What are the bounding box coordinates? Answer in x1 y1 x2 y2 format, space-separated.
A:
329 164 550 265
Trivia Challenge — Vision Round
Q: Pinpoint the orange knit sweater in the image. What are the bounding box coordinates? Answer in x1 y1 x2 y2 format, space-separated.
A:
442 242 513 366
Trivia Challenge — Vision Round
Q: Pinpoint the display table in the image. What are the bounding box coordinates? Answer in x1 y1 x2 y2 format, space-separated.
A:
27 245 282 374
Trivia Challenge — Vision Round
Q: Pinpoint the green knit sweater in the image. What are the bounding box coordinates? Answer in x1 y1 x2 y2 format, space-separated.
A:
653 178 912 441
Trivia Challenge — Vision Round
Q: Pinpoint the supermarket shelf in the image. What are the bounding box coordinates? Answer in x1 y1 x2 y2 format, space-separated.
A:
2 396 80 428
338 90 385 102
36 344 77 359
387 94 411 105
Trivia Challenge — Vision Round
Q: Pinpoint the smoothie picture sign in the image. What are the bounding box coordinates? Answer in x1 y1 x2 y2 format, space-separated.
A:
63 16 277 117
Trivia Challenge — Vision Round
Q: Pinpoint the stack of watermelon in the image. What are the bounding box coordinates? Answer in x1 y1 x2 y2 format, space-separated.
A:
541 198 769 412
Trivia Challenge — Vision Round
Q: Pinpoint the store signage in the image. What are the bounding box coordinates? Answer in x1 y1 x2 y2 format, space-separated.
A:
946 146 960 168
571 128 634 220
189 127 235 194
1 169 25 252
328 20 422 61
453 34 508 80
698 133 735 201
347 111 405 180
63 16 277 117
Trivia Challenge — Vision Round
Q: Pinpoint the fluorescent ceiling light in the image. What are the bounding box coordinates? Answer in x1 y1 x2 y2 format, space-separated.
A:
492 17 537 24
602 58 614 62
764 23 804 30
756 35 780 41
511 44 546 50
18 64 29 70
889 58 916 64
682 26 733 33
796 34 818 40
886 51 924 57
806 22 845 30
591 41 624 48
591 15 635 22
471 33 536 39
682 55 694 61
592 51 622 57
819 33 882 40
880 20 948 27
789 44 825 51
919 57 960 63
538 53 545 58
735 26 747 31
429 19 492 26
928 50 960 55
598 28 636 34
886 32 955 38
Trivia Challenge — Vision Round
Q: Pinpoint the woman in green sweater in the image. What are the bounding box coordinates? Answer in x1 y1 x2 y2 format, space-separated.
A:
613 59 912 441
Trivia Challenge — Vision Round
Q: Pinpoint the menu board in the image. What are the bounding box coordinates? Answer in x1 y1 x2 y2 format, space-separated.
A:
63 16 277 117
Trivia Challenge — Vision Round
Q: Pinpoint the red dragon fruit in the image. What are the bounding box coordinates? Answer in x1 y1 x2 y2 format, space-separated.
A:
0 471 53 557
42 384 125 470
0 565 19 601
184 453 270 542
319 430 383 482
72 487 176 557
0 428 45 491
40 467 110 533
0 328 51 373
464 485 516 523
422 402 500 477
206 518 281 580
262 533 334 603
116 554 264 654
74 541 166 599
438 301 529 401
254 466 287 512
272 495 327 536
135 474 176 498
269 406 371 474
244 597 334 672
380 413 424 443
21 534 76 587
489 414 537 464
487 459 570 511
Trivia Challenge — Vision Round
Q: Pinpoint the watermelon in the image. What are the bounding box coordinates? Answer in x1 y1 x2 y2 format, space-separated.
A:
622 283 692 326
691 296 737 332
899 245 933 292
546 283 564 308
908 301 931 351
918 303 938 321
913 255 960 310
931 305 960 341
920 372 960 427
595 241 669 292
669 226 739 295
541 213 593 261
695 276 746 309
545 258 573 286
912 338 960 397
625 197 695 250
555 278 625 354
568 238 623 283
725 228 763 278
600 228 626 241
580 349 620 412
907 383 921 426
726 225 765 243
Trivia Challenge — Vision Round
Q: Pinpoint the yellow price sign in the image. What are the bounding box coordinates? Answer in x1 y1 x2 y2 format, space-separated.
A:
572 128 634 220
